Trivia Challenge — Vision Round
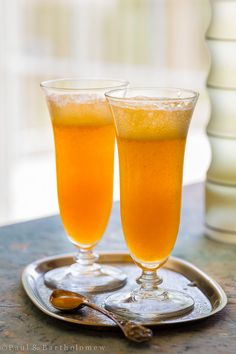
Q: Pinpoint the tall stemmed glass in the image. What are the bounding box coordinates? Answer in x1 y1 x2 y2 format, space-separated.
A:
41 78 128 292
105 87 198 320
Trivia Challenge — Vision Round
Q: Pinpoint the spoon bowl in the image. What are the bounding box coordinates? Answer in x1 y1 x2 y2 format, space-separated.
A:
50 289 88 311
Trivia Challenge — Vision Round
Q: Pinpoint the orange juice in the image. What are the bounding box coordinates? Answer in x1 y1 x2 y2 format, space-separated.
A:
47 97 114 247
112 104 193 264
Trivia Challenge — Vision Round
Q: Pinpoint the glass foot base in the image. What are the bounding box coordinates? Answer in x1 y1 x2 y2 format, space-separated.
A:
105 289 194 321
44 265 127 293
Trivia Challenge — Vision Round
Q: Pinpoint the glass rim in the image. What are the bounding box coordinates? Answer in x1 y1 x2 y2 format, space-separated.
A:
40 77 129 91
105 87 199 102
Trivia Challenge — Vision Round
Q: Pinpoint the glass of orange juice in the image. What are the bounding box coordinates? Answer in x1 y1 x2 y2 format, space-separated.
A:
105 87 198 320
41 78 128 292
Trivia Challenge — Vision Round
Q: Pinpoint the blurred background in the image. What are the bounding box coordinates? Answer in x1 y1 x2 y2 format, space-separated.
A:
0 0 211 225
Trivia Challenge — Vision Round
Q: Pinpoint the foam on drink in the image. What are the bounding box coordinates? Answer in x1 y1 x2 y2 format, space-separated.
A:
47 94 112 126
111 99 194 140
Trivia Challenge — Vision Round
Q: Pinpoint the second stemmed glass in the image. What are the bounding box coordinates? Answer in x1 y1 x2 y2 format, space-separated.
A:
105 87 198 320
41 78 129 293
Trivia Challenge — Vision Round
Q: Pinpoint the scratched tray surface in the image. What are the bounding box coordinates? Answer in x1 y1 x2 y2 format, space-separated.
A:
22 253 227 327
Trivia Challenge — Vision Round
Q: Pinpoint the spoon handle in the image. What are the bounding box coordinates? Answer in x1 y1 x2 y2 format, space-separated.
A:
85 302 152 343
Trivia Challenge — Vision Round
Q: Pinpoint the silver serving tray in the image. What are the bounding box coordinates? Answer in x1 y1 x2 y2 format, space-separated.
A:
22 252 227 327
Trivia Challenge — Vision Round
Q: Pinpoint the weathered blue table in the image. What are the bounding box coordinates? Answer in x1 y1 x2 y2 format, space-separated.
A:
0 183 235 354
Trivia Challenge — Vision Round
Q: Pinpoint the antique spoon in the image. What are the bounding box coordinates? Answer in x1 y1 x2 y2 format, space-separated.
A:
50 289 152 343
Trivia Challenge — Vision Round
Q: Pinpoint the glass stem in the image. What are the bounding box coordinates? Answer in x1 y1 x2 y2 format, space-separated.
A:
70 248 100 275
136 270 163 291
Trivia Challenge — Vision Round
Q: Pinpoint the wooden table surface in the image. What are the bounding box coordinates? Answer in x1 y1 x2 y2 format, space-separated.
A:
0 183 235 354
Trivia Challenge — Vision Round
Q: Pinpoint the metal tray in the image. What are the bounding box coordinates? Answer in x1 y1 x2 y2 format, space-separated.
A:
22 252 227 327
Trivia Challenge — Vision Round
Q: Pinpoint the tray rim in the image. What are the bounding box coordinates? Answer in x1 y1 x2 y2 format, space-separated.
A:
22 251 227 327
